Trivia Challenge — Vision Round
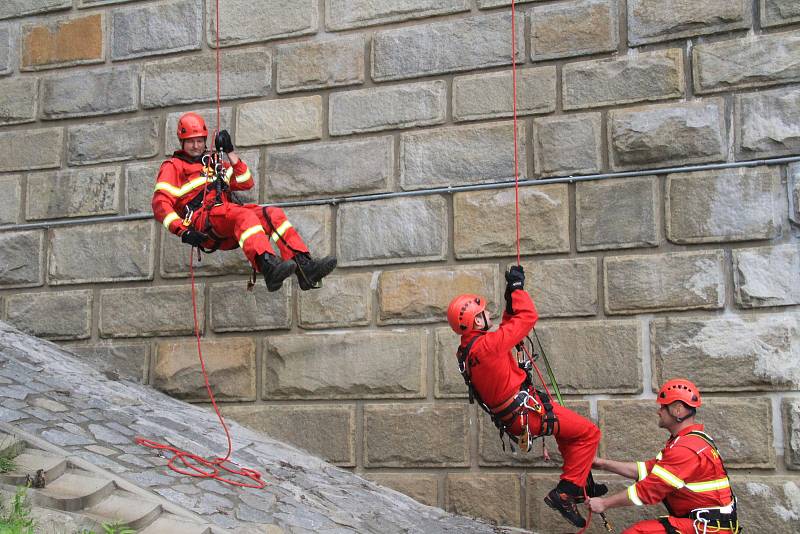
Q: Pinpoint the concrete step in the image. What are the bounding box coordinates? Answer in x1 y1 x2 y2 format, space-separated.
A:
0 432 25 460
138 514 212 534
32 471 115 512
0 449 67 486
84 491 162 530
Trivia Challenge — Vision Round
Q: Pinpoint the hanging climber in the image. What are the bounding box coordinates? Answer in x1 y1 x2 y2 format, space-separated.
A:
588 379 740 534
447 266 604 529
152 112 337 291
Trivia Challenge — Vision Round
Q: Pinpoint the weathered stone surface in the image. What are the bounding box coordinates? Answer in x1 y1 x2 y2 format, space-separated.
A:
0 175 21 224
111 0 201 60
453 67 556 122
530 0 618 61
791 162 800 225
160 231 251 278
329 81 446 136
599 398 775 468
154 338 255 401
67 343 148 383
265 137 392 200
208 0 317 47
50 221 154 285
454 185 569 259
694 31 800 94
563 49 683 110
734 476 800 531
364 403 468 467
372 13 523 81
164 106 234 155
41 66 136 120
651 313 800 392
210 281 291 333
142 50 271 108
523 258 597 317
100 285 204 338
608 99 726 170
277 35 363 93
736 86 800 159
68 117 159 165
0 231 44 288
402 121 525 190
364 473 438 507
379 265 498 325
446 474 521 527
533 113 602 177
298 272 372 329
666 168 782 244
337 197 446 266
0 128 62 171
0 1 70 19
628 0 752 46
5 290 91 341
762 0 800 27
785 399 800 470
21 14 104 70
534 320 642 393
27 167 120 220
125 161 160 215
733 244 800 309
605 251 724 314
327 0 469 31
264 331 425 399
0 25 13 75
283 205 332 258
0 78 36 124
478 0 538 6
434 327 467 399
576 176 659 251
237 96 321 146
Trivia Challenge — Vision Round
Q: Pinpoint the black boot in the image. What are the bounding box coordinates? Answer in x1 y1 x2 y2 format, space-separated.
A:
578 472 608 503
294 253 337 290
257 253 296 292
544 480 586 528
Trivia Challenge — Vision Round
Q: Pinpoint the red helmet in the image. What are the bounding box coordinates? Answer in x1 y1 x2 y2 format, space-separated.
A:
447 294 487 334
657 378 701 408
177 112 208 140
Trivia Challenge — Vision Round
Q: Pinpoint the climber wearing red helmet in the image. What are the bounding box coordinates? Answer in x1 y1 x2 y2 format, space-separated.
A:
589 379 740 533
447 266 603 529
152 112 336 291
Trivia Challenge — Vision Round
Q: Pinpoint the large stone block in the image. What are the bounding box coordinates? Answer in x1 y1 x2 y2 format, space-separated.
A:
534 320 642 394
0 78 36 125
792 162 800 225
524 258 597 317
125 161 160 215
298 272 372 329
153 338 255 401
563 49 684 110
0 128 62 171
434 327 467 399
733 244 800 309
329 81 446 136
0 1 70 19
111 0 201 60
533 113 602 177
264 330 426 399
454 185 569 259
530 0 618 61
736 86 800 159
265 137 392 200
0 231 44 288
605 251 725 314
67 343 148 383
364 403 468 467
733 476 800 531
226 405 355 466
160 230 251 278
277 35 363 93
576 176 659 251
283 205 333 258
378 265 498 325
364 473 438 507
337 196 447 266
26 167 120 220
5 290 91 341
693 31 800 94
209 281 291 333
651 313 800 392
453 67 556 122
208 0 316 47
446 474 521 527
99 285 204 338
0 24 13 75
237 96 321 146
326 0 469 31
372 13 523 81
68 117 159 166
608 99 727 171
41 66 137 120
762 0 800 27
628 0 752 46
142 50 271 108
21 14 103 70
49 221 155 284
0 175 21 225
666 168 782 244
785 399 800 470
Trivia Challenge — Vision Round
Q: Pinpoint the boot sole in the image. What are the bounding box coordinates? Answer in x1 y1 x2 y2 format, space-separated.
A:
297 258 337 290
543 495 586 529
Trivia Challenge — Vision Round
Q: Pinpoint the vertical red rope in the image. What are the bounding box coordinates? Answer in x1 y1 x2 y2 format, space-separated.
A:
511 0 521 266
215 0 221 133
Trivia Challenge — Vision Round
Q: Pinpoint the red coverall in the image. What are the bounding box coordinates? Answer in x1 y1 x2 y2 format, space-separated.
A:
458 290 601 488
151 151 308 270
624 424 736 534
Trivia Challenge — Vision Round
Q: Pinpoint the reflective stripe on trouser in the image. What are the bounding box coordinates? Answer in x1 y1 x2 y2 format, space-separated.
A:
623 517 726 534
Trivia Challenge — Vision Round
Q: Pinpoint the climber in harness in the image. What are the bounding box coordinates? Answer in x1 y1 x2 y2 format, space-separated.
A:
447 266 604 529
588 379 741 534
151 112 337 292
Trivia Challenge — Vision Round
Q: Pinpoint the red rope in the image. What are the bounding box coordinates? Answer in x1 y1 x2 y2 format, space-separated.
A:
511 0 521 267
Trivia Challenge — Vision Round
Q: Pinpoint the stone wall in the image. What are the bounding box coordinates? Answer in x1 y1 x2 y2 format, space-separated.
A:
0 1 799 532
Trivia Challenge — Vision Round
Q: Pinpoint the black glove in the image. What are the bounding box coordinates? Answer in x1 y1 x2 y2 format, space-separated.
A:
504 265 525 314
180 228 208 247
214 129 234 153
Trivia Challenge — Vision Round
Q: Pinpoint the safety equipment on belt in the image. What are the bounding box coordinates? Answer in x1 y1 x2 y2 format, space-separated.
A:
180 228 209 247
294 253 337 291
215 129 235 154
447 294 487 334
177 112 208 140
504 265 525 314
658 378 702 408
257 253 296 292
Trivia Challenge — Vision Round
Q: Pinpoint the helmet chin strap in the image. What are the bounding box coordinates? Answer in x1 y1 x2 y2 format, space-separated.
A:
479 311 490 332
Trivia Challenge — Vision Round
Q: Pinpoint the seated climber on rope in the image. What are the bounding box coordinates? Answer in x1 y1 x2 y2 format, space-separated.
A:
588 379 741 534
447 266 604 529
152 112 336 291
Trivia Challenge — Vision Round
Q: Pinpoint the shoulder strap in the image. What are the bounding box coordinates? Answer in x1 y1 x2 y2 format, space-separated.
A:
457 334 484 406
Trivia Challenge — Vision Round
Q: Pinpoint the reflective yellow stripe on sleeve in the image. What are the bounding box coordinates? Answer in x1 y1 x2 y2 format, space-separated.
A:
235 169 252 184
652 465 685 489
239 225 265 248
162 212 180 230
270 220 292 242
686 478 730 493
637 462 649 481
155 176 207 198
627 485 644 506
